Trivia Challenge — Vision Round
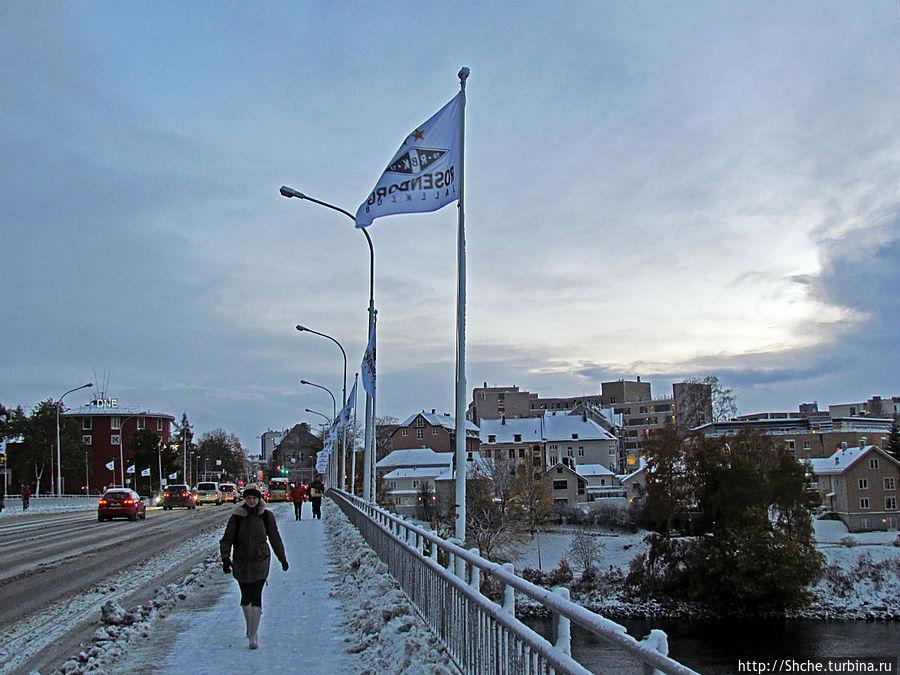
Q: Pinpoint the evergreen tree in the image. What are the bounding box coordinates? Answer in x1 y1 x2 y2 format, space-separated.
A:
887 420 900 461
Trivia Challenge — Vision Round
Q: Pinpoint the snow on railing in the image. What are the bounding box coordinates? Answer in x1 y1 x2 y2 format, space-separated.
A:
329 489 698 675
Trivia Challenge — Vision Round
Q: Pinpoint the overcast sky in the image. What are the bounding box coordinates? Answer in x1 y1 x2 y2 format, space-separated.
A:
2 2 897 453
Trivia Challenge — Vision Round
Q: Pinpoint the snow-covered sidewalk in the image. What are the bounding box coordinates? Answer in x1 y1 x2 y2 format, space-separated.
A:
94 500 351 675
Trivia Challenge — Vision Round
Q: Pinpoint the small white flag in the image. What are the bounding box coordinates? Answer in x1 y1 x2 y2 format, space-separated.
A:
126 465 135 475
338 381 357 428
141 468 151 477
361 323 376 398
105 460 115 471
355 93 462 229
169 472 178 480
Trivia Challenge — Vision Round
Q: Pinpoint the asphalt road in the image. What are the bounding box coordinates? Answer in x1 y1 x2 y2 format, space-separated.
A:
0 503 234 673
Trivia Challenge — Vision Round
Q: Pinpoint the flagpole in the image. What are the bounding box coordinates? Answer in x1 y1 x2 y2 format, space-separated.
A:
351 373 359 495
454 67 469 546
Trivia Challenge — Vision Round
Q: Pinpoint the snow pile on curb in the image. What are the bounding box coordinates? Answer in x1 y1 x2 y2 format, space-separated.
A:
324 506 460 675
49 556 220 674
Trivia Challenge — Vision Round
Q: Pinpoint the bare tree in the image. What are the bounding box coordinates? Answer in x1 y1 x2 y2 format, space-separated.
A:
567 530 605 574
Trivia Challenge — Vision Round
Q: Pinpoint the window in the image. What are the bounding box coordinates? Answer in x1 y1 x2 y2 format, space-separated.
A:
82 418 92 430
137 417 145 429
82 435 92 445
508 449 515 459
556 467 563 474
488 435 496 443
111 434 121 445
870 458 880 470
518 448 525 458
389 482 396 489
432 428 439 436
859 478 869 490
859 497 870 510
513 434 522 442
803 440 811 450
416 429 423 440
156 419 163 431
401 429 408 437
412 480 419 488
577 483 585 495
415 417 424 428
578 447 584 456
571 433 579 440
111 417 121 430
885 477 896 491
886 497 897 510
553 480 568 490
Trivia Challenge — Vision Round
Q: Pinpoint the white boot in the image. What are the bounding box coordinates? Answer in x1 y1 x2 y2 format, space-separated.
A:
247 606 261 649
241 605 252 639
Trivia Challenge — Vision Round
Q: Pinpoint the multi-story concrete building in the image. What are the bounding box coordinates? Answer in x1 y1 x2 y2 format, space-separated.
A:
810 444 900 531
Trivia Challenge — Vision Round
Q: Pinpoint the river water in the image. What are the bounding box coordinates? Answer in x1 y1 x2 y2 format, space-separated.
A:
525 616 899 674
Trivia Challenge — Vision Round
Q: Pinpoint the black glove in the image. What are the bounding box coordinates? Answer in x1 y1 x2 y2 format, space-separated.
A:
222 558 232 574
281 560 289 572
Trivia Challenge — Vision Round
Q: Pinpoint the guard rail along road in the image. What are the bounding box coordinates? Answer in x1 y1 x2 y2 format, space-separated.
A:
329 489 698 675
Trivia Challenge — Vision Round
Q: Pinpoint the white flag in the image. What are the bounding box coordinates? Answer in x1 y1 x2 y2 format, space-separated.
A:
105 460 115 470
338 381 357 428
141 467 151 477
126 465 135 475
355 93 462 229
361 323 376 397
169 472 178 480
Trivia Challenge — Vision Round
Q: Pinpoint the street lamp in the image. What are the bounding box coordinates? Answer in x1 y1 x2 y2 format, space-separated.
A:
280 186 377 502
56 382 93 497
300 379 336 421
297 324 347 489
305 408 332 425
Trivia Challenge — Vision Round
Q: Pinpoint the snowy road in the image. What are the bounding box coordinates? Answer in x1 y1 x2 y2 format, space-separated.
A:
0 504 232 673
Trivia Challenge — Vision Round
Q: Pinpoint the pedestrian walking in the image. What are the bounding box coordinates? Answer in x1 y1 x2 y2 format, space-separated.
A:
308 474 325 520
21 483 31 511
289 481 307 521
219 483 288 649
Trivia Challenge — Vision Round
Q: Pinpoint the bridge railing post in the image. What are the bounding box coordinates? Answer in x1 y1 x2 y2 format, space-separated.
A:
501 562 515 614
469 547 480 590
553 586 572 657
641 629 669 675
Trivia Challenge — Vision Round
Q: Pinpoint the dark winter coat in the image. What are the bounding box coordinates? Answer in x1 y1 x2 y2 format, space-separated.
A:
308 479 324 499
219 500 287 584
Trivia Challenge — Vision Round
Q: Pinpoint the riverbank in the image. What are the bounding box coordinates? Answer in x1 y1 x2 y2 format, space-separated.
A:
513 519 900 621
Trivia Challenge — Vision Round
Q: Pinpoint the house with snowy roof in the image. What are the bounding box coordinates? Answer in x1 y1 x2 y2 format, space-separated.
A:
478 411 618 474
390 410 480 454
546 463 588 505
376 447 453 517
575 464 627 500
619 458 648 502
809 443 900 531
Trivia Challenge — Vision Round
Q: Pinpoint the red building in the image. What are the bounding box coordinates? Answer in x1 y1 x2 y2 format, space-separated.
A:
390 410 480 454
64 399 175 493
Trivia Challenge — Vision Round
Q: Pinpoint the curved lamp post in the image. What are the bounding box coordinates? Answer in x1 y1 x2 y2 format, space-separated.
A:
56 382 93 496
297 324 347 489
300 379 336 421
280 186 377 502
305 408 332 425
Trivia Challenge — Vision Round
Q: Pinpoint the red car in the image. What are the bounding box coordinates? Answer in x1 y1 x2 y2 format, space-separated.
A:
98 489 147 521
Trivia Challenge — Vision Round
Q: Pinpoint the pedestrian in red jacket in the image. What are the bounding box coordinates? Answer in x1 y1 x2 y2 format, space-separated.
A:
289 482 307 521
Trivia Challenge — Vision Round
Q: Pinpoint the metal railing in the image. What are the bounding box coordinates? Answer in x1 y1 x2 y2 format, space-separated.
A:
330 489 698 675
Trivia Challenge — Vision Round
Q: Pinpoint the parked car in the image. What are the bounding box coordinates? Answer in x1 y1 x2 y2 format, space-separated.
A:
98 489 147 521
219 482 238 502
160 484 197 510
196 481 223 505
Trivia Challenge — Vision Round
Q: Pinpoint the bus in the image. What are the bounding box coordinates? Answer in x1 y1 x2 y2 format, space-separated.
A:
267 477 290 502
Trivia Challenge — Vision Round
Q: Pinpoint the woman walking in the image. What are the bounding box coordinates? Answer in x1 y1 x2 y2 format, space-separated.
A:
220 484 289 649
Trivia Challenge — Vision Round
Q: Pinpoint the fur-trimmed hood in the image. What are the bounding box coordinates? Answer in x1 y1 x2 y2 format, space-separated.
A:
231 499 268 517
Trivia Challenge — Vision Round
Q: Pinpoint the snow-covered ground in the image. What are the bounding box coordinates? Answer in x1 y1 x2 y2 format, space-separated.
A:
7 500 899 674
512 519 900 620
20 500 459 675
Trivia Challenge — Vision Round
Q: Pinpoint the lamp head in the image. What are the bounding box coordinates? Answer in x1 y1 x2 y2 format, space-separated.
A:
280 186 305 199
300 379 310 385
296 324 307 332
